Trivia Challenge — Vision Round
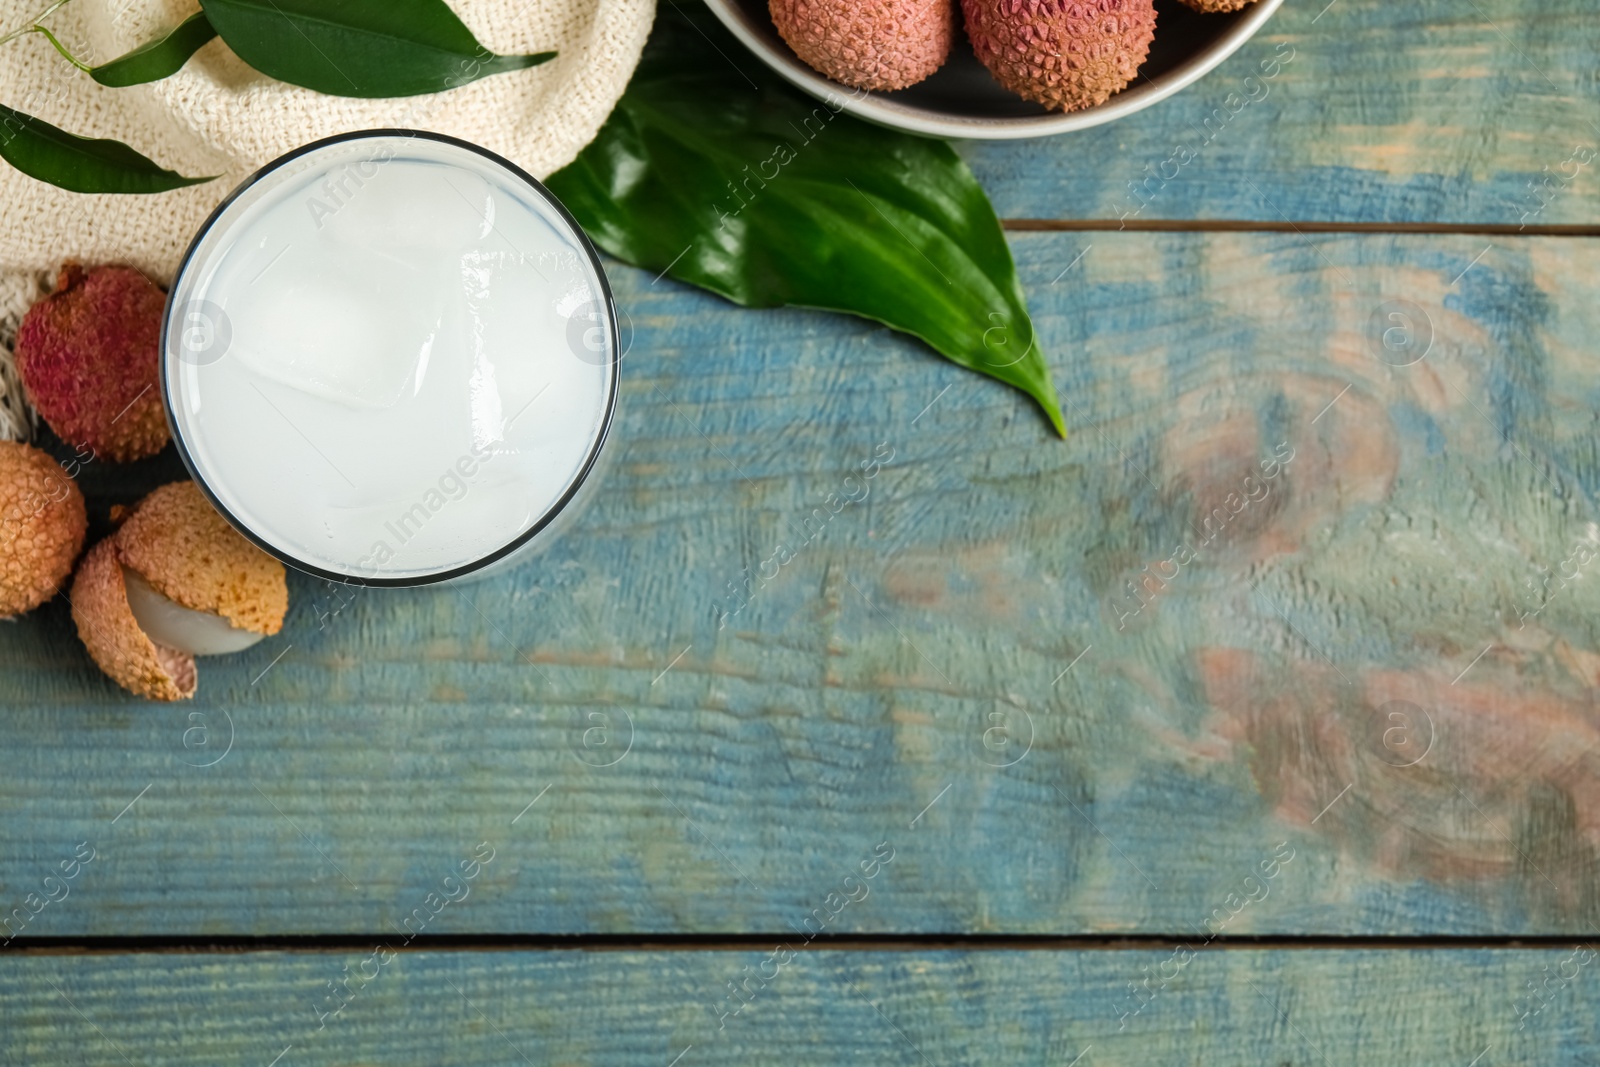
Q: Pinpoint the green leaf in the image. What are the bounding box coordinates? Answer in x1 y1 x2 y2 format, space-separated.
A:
198 0 555 98
546 6 1064 437
91 12 218 87
0 103 216 193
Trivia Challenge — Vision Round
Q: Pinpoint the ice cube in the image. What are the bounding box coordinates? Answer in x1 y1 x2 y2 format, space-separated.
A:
226 243 444 409
318 163 496 256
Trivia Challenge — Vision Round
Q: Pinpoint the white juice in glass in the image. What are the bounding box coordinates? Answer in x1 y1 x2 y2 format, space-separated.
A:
162 131 619 586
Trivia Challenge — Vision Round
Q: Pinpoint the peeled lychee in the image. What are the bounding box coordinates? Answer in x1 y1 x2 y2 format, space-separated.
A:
770 0 954 91
1177 0 1257 11
16 264 169 463
71 481 288 701
962 0 1157 112
0 441 87 617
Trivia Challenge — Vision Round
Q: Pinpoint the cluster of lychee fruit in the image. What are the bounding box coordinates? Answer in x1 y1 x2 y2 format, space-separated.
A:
1 264 288 701
771 0 1258 112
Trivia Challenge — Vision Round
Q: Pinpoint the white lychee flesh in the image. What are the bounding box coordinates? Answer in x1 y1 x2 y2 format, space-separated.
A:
122 566 266 655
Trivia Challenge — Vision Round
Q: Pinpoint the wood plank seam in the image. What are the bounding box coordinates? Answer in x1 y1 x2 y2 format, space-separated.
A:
1002 220 1600 236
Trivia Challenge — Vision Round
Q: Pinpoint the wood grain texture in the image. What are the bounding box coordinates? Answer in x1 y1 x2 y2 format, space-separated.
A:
3 947 1599 1064
3 231 1599 938
965 0 1600 226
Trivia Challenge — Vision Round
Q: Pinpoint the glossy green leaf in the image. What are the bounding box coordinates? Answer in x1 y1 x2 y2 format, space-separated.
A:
198 0 554 98
546 6 1063 436
91 12 218 87
0 103 215 193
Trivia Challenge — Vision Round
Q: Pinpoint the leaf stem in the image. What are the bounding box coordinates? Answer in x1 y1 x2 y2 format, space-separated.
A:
34 0 74 23
30 24 90 71
0 0 66 44
0 0 89 71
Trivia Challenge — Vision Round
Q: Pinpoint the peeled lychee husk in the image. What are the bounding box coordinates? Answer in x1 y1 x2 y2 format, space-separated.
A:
0 441 87 617
16 263 170 463
71 481 288 702
962 0 1158 113
771 0 954 91
114 481 288 635
1177 0 1258 11
72 540 198 702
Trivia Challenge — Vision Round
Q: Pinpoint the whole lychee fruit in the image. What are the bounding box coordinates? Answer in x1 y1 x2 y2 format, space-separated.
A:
962 0 1158 112
770 0 954 91
71 481 288 702
1178 0 1257 11
16 263 170 463
0 440 87 617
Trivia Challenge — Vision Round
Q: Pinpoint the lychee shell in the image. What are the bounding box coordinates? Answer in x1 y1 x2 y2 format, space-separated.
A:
962 0 1158 113
0 440 87 617
71 538 197 702
1178 0 1257 11
113 481 288 636
771 0 954 91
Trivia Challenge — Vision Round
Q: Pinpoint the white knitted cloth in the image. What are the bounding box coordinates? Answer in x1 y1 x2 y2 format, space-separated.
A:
0 0 655 440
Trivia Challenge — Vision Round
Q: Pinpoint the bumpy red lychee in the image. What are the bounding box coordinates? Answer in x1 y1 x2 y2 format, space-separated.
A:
770 0 954 91
962 0 1158 112
16 264 169 462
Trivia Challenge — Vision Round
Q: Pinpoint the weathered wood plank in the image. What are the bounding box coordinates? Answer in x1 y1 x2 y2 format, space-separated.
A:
965 0 1600 226
3 231 1599 937
3 947 1597 1064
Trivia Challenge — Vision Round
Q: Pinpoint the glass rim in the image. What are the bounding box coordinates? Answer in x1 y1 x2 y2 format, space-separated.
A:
160 128 621 589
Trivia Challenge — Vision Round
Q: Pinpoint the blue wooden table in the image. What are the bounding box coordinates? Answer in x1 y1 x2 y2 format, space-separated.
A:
5 0 1600 1062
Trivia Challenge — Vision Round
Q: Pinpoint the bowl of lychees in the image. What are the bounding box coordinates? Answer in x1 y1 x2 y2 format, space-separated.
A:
703 0 1287 139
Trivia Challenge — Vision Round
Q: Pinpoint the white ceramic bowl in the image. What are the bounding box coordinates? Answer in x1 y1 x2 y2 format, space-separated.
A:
702 0 1287 140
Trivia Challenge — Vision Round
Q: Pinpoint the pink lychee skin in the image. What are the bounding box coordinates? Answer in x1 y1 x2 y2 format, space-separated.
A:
15 264 169 463
770 0 955 92
962 0 1158 113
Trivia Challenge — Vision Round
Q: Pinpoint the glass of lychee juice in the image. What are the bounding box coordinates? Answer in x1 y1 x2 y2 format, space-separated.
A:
161 130 620 587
